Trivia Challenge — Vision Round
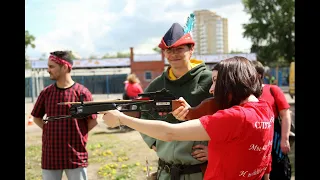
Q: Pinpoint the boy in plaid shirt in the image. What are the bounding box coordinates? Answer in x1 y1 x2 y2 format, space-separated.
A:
31 50 97 180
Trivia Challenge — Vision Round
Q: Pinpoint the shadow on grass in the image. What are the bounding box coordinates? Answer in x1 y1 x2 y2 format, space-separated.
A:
92 129 135 135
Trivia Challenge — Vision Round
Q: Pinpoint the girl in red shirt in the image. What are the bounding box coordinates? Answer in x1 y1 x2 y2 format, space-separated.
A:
124 73 143 99
103 56 274 180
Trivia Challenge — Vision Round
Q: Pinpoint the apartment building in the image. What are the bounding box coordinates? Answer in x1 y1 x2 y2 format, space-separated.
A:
192 10 229 55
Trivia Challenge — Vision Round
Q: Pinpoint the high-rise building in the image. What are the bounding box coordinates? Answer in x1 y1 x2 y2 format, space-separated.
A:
192 10 229 55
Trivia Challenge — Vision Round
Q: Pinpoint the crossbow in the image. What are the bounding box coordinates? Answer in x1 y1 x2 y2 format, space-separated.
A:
44 88 183 123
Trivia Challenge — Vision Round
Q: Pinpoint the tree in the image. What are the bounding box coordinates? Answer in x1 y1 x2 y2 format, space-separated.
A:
102 53 116 58
39 53 46 61
69 53 80 60
242 0 295 66
230 50 245 54
89 55 98 59
116 52 130 58
25 30 36 68
153 47 161 54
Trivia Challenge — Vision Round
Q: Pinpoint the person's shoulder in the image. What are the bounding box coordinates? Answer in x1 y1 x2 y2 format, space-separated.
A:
193 63 212 78
197 69 213 89
266 84 285 96
41 83 55 93
243 100 273 115
201 68 212 76
199 69 212 80
270 84 283 92
216 105 245 120
74 82 92 93
144 74 164 91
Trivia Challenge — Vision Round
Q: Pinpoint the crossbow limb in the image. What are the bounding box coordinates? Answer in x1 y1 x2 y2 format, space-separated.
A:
43 88 182 123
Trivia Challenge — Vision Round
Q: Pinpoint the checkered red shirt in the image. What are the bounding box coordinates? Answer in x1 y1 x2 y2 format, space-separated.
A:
31 83 97 170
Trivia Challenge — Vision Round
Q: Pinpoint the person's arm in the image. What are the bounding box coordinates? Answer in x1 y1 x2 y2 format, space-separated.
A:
82 88 98 131
31 91 46 130
137 84 143 94
138 109 157 149
263 156 272 180
88 118 98 131
271 85 291 153
33 117 44 129
279 109 291 153
103 110 210 142
263 173 270 180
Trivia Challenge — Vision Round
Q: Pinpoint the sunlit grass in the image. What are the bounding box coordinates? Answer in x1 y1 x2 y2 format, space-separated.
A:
25 131 156 180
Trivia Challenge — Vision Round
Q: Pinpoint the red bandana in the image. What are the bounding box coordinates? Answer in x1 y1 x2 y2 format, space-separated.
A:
49 55 72 69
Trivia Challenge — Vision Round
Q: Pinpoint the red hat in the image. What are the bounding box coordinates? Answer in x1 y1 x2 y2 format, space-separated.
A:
158 13 195 50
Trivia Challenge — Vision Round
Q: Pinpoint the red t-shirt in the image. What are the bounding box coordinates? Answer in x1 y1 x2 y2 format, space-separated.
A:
259 84 290 117
199 100 274 180
126 83 143 98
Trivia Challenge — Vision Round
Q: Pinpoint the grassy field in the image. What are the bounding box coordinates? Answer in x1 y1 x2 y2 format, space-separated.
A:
25 120 295 180
25 121 159 180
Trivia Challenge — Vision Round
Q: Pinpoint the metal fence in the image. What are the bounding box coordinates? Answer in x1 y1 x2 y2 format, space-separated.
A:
25 73 127 98
25 66 290 99
268 67 290 86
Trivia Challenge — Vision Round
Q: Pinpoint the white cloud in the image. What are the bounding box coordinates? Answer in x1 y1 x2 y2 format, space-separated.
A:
123 0 136 16
26 0 252 59
134 37 161 54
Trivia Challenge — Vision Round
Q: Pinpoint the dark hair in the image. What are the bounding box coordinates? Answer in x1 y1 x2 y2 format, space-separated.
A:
50 51 74 66
213 56 262 109
251 60 265 80
212 62 220 71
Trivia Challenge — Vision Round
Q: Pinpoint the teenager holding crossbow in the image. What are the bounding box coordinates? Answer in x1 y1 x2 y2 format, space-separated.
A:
120 13 213 180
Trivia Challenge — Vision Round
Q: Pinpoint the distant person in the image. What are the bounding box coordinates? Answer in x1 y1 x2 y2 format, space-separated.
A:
123 73 143 100
31 50 98 180
252 60 293 180
122 80 130 100
270 76 276 85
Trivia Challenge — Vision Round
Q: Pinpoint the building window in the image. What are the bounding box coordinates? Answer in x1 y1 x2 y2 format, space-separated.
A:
145 71 152 82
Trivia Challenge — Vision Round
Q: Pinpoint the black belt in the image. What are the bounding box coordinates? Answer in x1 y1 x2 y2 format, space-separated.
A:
158 159 206 180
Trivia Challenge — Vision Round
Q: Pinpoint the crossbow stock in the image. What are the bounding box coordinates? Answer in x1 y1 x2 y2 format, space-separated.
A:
44 88 183 123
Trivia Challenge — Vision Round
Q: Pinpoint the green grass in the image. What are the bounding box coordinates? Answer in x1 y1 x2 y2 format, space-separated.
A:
25 131 295 179
25 132 157 180
25 145 42 180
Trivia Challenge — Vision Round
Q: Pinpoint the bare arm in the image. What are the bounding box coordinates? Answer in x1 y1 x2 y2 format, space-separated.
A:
88 118 98 132
263 173 270 180
33 117 44 129
280 109 291 140
279 108 292 153
103 110 210 142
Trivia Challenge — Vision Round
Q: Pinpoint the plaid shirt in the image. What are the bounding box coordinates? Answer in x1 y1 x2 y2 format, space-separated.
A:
31 82 97 170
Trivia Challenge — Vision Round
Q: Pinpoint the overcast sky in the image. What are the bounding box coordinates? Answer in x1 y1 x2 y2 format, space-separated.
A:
25 0 253 59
